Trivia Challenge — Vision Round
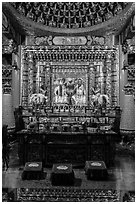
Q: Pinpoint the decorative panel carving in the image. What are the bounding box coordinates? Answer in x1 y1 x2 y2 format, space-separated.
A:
35 36 53 46
127 65 135 81
123 83 134 95
34 35 106 47
23 45 116 62
2 64 12 94
2 39 17 54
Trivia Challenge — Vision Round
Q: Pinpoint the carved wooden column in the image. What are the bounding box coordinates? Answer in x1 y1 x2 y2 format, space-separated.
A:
38 62 46 94
89 63 95 106
28 51 34 103
43 63 50 106
21 48 28 106
105 53 112 106
99 63 103 94
112 47 120 106
36 61 40 93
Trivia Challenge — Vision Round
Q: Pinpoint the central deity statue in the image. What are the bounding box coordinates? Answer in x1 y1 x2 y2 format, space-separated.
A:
54 77 86 106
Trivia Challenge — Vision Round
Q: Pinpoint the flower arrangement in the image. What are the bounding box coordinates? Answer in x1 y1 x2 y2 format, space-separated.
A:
92 88 109 107
30 93 47 106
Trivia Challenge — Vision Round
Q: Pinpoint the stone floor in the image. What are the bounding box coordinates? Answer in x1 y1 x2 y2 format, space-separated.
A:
2 143 135 192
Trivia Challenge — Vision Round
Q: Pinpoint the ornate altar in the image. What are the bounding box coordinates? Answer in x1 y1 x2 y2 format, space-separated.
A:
17 34 121 167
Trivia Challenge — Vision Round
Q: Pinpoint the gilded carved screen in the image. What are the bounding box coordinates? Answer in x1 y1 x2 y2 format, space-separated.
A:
20 45 119 109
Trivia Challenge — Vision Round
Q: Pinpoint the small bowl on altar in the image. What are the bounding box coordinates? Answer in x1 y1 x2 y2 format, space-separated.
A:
87 127 98 133
99 125 111 131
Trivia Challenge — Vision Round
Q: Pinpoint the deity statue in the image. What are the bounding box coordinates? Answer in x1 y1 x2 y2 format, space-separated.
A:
54 77 86 106
91 86 109 108
65 78 76 105
72 78 86 106
54 78 67 104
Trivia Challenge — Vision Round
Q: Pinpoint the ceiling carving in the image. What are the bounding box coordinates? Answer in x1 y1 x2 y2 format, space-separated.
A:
2 2 135 36
11 2 128 29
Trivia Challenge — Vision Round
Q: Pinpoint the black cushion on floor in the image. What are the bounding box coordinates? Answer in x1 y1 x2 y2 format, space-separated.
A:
22 162 43 180
51 163 75 186
85 161 108 180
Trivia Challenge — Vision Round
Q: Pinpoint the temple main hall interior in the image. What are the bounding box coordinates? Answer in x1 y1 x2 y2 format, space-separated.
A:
2 2 135 202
